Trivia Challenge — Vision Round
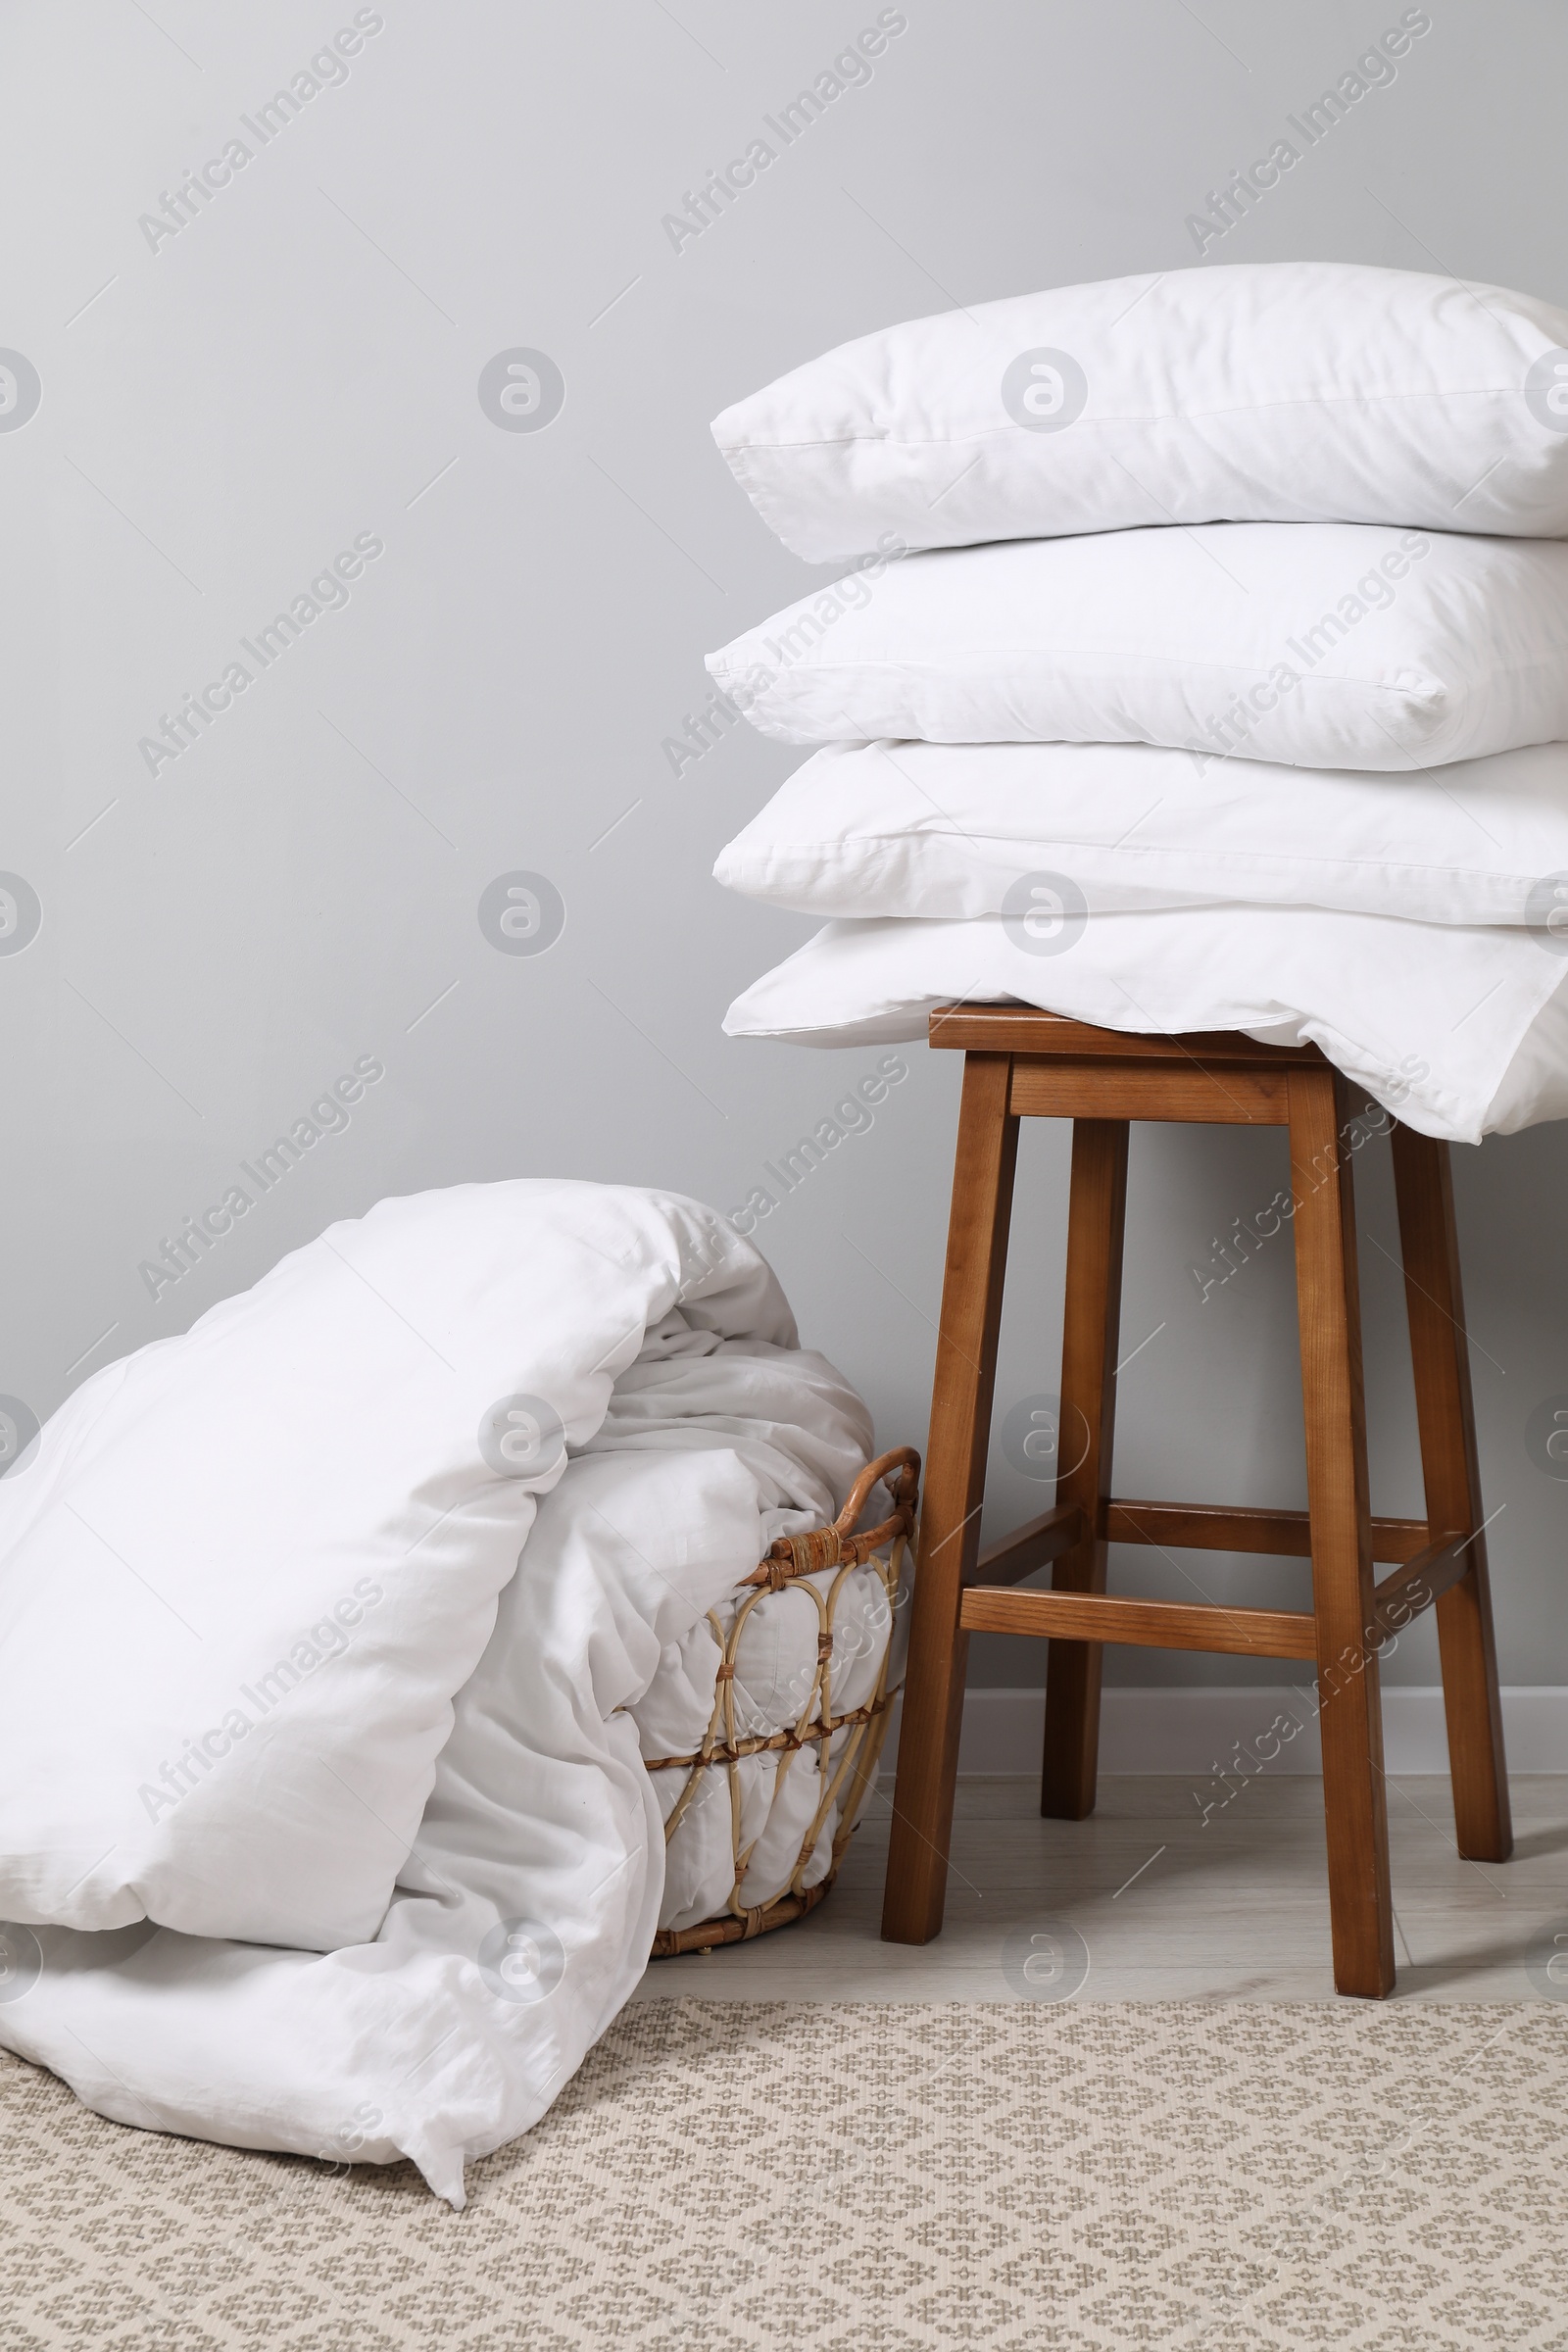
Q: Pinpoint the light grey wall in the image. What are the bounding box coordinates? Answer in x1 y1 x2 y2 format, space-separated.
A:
2 0 1565 1690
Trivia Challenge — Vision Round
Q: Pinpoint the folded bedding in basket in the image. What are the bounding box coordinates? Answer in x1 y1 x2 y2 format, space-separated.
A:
633 1513 906 1936
0 1182 878 2204
713 739 1568 928
722 909 1568 1144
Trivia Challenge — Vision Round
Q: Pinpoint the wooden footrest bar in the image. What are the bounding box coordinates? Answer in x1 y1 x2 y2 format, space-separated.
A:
967 1503 1085 1588
958 1586 1319 1657
1104 1499 1430 1563
971 1499 1435 1588
1369 1532 1472 1635
959 1528 1473 1658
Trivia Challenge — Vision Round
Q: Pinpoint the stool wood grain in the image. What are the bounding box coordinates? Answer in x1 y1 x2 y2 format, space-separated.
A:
882 1008 1512 1998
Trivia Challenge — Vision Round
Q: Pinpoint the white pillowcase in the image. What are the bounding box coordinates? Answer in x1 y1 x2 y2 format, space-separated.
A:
711 262 1568 562
722 911 1568 1146
713 739 1568 928
706 524 1568 771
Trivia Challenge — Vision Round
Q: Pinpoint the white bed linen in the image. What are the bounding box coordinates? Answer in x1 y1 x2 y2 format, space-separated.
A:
706 525 1568 770
0 1182 816 1950
722 911 1568 1144
0 1187 878 2206
711 261 1568 561
713 740 1568 928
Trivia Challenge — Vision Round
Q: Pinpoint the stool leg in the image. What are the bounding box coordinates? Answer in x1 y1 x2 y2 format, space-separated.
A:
882 1052 1019 1945
1289 1069 1396 1998
1041 1119 1130 1820
1389 1125 1512 1863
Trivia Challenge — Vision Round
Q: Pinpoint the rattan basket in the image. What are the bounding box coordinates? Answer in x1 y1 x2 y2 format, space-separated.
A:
648 1446 920 1957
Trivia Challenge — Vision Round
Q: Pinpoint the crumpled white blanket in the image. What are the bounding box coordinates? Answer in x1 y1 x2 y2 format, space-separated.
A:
0 1183 876 2204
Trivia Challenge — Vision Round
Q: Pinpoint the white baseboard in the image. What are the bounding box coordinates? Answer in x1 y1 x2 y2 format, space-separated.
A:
886 1686 1568 1778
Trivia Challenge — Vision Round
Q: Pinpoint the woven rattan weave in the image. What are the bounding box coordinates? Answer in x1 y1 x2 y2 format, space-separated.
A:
648 1446 919 1956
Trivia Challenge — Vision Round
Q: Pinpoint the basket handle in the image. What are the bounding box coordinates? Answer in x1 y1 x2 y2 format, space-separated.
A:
742 1446 921 1587
834 1446 920 1538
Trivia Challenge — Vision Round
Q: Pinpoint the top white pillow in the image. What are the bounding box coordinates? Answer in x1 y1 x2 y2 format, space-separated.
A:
711 262 1568 561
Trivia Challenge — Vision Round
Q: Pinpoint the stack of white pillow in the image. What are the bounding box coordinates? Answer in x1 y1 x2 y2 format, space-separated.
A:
705 262 1568 1144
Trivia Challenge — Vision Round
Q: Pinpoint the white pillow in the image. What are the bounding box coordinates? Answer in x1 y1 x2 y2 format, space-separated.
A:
722 911 1568 1146
713 739 1568 928
706 524 1568 771
711 262 1568 562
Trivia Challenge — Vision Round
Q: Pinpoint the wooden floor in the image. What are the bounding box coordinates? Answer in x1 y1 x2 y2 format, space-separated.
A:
632 1774 1568 2004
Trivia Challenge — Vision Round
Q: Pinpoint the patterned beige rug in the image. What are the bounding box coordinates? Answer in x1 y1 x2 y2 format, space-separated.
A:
2 1999 1566 2349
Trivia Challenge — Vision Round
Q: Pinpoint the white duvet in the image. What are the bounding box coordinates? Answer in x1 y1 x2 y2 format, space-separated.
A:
0 1182 877 2204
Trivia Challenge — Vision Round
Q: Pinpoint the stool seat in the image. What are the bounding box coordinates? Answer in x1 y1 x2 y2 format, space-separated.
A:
883 1005 1511 1999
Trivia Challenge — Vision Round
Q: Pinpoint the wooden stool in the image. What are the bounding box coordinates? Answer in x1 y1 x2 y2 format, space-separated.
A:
882 1006 1512 1998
